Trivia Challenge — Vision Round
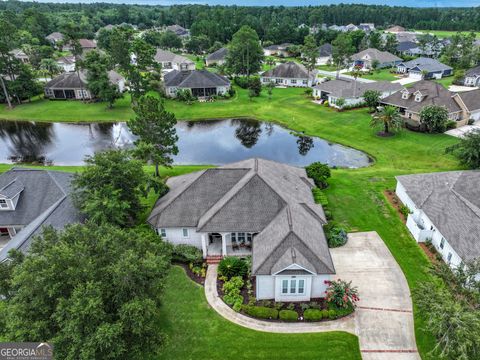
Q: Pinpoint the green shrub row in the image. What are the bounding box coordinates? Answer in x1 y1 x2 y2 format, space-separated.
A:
242 305 279 319
218 257 248 279
172 244 203 265
279 309 298 321
222 276 244 308
312 187 329 206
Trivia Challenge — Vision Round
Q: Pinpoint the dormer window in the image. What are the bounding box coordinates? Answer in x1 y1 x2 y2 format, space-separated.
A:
0 199 8 209
0 179 24 211
415 94 422 102
401 91 409 100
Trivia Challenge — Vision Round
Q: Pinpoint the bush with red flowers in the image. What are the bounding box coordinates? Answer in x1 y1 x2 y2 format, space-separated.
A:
325 279 359 309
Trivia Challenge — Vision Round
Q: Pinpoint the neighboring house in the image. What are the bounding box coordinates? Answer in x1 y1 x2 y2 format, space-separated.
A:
163 69 230 98
261 62 317 87
313 78 402 108
464 65 480 87
385 25 406 33
165 24 190 37
263 43 293 57
45 32 64 46
345 24 359 32
10 49 29 64
396 41 420 56
395 32 418 43
153 49 195 72
358 23 375 32
381 80 480 127
328 25 347 32
315 43 333 65
44 70 125 100
396 57 453 80
205 47 228 67
351 48 402 69
147 158 335 302
0 168 83 262
63 39 97 53
95 24 115 37
396 171 480 270
56 56 76 72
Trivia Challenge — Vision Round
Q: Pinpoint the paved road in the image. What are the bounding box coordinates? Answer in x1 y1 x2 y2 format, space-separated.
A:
205 231 419 360
331 232 420 360
316 69 376 83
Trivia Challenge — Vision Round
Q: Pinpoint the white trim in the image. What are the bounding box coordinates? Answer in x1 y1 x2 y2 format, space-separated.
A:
272 263 316 276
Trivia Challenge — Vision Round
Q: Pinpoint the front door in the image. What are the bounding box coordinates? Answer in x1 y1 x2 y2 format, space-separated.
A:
0 228 9 237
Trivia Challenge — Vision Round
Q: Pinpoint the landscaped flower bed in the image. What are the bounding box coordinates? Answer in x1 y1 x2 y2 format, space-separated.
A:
171 244 207 285
217 256 358 322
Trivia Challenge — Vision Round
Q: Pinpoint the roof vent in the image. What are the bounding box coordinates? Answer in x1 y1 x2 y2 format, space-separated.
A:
286 206 293 231
290 246 296 262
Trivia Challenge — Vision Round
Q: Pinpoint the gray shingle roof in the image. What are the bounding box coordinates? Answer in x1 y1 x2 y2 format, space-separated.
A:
148 158 333 275
396 171 480 262
381 80 461 114
396 41 418 52
466 65 480 78
314 78 402 99
264 43 293 51
458 89 480 112
0 179 24 199
45 70 124 90
352 48 402 64
0 168 83 261
318 43 333 57
46 32 64 41
154 49 194 65
164 69 230 88
398 57 452 73
206 47 228 62
262 62 314 79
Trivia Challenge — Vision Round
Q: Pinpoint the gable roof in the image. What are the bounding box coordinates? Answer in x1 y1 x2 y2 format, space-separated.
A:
154 49 194 65
396 41 418 52
46 32 64 41
206 47 228 62
466 65 480 78
261 61 313 79
148 158 333 275
398 57 452 73
264 43 293 51
0 179 24 199
318 43 333 57
0 168 83 261
352 48 402 64
78 39 96 48
457 89 480 112
164 69 230 88
386 25 406 33
314 78 402 99
45 70 124 90
166 24 189 36
381 80 461 114
396 171 480 262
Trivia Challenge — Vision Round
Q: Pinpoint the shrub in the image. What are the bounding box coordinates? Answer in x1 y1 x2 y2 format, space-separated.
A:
446 120 457 130
304 309 323 321
222 276 244 306
243 305 279 319
279 309 298 321
233 300 243 312
218 257 248 279
228 87 236 98
325 279 359 309
306 162 331 189
324 222 348 248
172 244 203 265
309 301 322 310
234 76 250 89
286 303 295 311
328 309 337 319
260 300 272 308
304 88 313 97
300 303 310 311
399 204 411 218
274 302 284 310
312 187 329 206
324 210 333 220
321 309 329 319
329 303 354 318
224 293 243 306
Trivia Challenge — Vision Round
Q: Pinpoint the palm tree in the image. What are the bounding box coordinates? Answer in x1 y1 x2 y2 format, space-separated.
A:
350 65 363 98
40 58 61 80
371 106 403 135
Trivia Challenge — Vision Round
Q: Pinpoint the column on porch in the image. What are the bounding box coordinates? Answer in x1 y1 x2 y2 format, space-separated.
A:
201 234 207 258
221 233 227 256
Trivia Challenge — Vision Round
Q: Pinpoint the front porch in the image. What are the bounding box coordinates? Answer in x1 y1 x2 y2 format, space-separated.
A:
0 227 12 251
202 232 254 258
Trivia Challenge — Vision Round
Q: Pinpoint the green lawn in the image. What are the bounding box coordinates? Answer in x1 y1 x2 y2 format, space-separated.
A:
184 54 206 70
156 266 361 360
434 76 454 89
0 87 462 359
356 69 399 82
415 29 480 39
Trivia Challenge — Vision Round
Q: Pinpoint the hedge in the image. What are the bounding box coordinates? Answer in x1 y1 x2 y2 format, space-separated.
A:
242 305 278 320
279 310 298 321
303 309 323 321
172 244 203 265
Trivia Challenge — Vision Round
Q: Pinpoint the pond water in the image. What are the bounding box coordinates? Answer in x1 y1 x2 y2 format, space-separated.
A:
0 119 370 167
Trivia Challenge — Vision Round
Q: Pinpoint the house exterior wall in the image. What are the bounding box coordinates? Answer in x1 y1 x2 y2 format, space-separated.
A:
155 227 203 249
464 76 480 87
396 181 464 269
165 85 230 98
206 59 225 67
44 88 92 100
255 273 330 301
470 109 480 121
261 76 313 87
316 56 332 66
311 274 332 297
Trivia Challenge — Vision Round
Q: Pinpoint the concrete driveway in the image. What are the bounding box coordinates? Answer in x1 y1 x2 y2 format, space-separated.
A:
330 232 420 360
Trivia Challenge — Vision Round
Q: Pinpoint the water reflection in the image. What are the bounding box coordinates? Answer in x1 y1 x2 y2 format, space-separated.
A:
0 119 370 168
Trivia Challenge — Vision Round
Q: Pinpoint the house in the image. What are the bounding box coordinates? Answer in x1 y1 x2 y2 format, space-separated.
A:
261 62 317 87
63 39 97 53
205 47 228 67
315 44 333 65
359 23 375 32
351 48 402 69
44 70 125 100
395 32 418 43
263 43 293 57
147 158 335 302
0 168 82 262
313 78 402 108
9 49 29 64
380 81 480 127
163 69 230 98
45 32 64 46
396 171 480 270
385 25 406 33
56 56 76 72
328 25 347 32
345 24 359 32
464 65 480 87
396 41 420 56
165 24 190 38
153 49 195 72
396 57 453 80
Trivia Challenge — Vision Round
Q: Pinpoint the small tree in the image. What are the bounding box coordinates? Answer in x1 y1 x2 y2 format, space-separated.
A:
371 106 403 136
335 97 346 110
363 90 381 112
325 279 359 309
266 81 274 99
420 105 449 133
248 76 262 97
447 129 480 168
371 59 380 72
73 149 147 227
305 162 331 189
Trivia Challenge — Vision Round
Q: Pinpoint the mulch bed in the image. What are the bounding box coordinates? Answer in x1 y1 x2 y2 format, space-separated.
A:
384 189 407 223
175 262 206 286
419 243 439 264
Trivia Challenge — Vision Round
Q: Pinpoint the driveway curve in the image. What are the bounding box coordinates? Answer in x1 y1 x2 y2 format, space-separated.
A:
205 231 419 360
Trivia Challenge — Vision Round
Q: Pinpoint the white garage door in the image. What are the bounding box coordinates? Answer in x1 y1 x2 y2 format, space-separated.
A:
409 71 423 79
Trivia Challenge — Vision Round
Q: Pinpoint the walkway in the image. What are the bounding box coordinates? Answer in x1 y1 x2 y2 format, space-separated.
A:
445 122 480 138
205 231 419 360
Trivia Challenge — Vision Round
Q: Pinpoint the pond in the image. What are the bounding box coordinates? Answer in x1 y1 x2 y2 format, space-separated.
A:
0 119 371 167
